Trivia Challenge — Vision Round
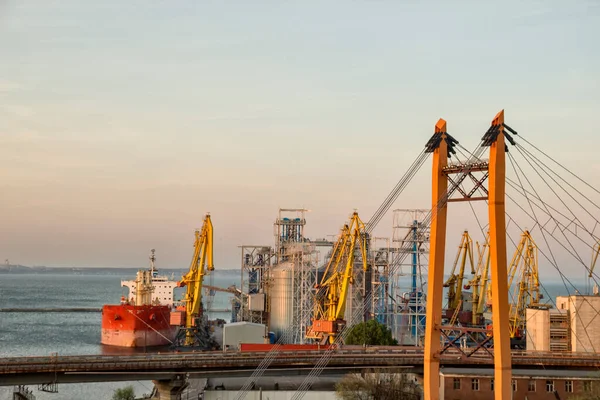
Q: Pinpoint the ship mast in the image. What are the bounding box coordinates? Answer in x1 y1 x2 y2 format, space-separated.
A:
149 249 157 276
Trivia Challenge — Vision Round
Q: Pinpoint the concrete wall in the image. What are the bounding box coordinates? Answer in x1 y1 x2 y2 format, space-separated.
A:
573 296 600 352
526 308 550 352
204 391 336 400
557 295 600 353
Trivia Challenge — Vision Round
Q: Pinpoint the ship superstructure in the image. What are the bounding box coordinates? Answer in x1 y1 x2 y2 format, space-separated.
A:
121 250 177 307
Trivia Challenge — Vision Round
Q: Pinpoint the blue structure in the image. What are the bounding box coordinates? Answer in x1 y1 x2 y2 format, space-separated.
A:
408 219 426 340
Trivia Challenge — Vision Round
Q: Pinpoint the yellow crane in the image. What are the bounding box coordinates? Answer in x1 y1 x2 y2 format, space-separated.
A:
175 213 215 347
443 231 475 322
506 230 548 340
466 232 490 325
307 211 368 344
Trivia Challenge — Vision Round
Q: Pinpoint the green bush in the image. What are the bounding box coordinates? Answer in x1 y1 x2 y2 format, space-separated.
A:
112 385 135 400
345 319 398 346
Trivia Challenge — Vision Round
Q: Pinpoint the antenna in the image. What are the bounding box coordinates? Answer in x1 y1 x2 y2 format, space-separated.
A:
149 249 156 272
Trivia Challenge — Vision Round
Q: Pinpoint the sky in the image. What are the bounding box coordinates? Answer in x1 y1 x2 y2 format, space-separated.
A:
1 1 599 280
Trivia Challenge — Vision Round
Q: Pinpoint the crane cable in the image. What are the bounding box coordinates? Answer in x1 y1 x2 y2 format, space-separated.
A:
234 141 434 399
505 148 600 356
366 150 430 233
291 142 490 399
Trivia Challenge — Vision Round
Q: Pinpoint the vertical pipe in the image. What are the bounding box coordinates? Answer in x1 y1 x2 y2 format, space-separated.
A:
412 220 418 292
424 119 448 400
488 110 512 400
411 220 418 339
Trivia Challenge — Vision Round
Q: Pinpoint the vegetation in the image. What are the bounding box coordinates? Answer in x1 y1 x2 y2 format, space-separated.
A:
345 319 398 346
335 369 421 400
569 386 600 400
112 385 135 400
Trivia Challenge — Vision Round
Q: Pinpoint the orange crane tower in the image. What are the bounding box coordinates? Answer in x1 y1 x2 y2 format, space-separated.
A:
424 111 512 400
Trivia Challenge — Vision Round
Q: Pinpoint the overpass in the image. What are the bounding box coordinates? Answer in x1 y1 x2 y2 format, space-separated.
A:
3 347 600 387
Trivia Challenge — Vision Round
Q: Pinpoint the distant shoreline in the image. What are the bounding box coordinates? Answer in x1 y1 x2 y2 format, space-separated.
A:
0 265 239 274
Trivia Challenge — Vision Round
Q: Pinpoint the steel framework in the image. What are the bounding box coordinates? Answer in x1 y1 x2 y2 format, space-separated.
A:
274 208 320 344
371 237 391 325
239 245 274 325
391 209 430 346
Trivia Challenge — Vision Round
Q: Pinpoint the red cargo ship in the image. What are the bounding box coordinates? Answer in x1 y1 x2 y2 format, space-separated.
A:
101 250 178 347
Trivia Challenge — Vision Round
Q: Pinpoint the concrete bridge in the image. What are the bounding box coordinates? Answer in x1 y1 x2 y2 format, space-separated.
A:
2 347 600 387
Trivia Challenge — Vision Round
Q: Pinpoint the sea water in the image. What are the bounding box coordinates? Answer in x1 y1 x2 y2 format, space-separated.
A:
0 270 240 400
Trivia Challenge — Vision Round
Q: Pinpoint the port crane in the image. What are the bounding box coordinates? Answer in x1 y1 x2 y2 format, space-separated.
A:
506 230 548 341
443 230 475 323
486 230 548 348
174 213 217 347
466 232 490 325
307 212 368 344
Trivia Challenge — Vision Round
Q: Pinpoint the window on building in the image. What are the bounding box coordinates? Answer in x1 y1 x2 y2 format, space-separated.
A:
565 380 573 393
490 379 494 391
584 381 593 392
528 380 536 392
512 379 517 392
453 378 460 390
472 379 480 391
546 380 555 392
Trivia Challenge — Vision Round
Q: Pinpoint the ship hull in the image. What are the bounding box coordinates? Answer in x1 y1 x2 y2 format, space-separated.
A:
101 304 176 347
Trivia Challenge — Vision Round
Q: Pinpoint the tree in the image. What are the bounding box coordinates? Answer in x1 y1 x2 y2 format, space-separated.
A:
569 385 600 400
345 319 398 346
335 369 421 400
112 385 135 400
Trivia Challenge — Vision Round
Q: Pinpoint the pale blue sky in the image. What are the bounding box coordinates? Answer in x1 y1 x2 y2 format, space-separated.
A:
0 1 599 279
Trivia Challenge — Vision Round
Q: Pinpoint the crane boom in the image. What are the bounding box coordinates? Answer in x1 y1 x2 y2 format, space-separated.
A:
507 230 544 339
443 231 475 318
176 214 214 347
467 232 490 325
307 212 368 344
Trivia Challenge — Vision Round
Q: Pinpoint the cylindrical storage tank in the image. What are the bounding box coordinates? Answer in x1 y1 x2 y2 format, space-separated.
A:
269 262 294 342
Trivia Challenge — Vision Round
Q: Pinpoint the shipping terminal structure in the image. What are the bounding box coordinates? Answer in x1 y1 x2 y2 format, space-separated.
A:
101 214 217 349
64 111 600 400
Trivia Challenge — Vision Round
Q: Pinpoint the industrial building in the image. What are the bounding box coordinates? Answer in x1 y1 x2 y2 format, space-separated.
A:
232 208 429 346
223 202 600 359
222 322 267 350
526 294 600 353
439 368 600 400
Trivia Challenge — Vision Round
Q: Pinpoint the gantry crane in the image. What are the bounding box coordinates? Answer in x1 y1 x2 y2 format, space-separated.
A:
306 211 368 344
443 231 475 323
174 214 217 348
